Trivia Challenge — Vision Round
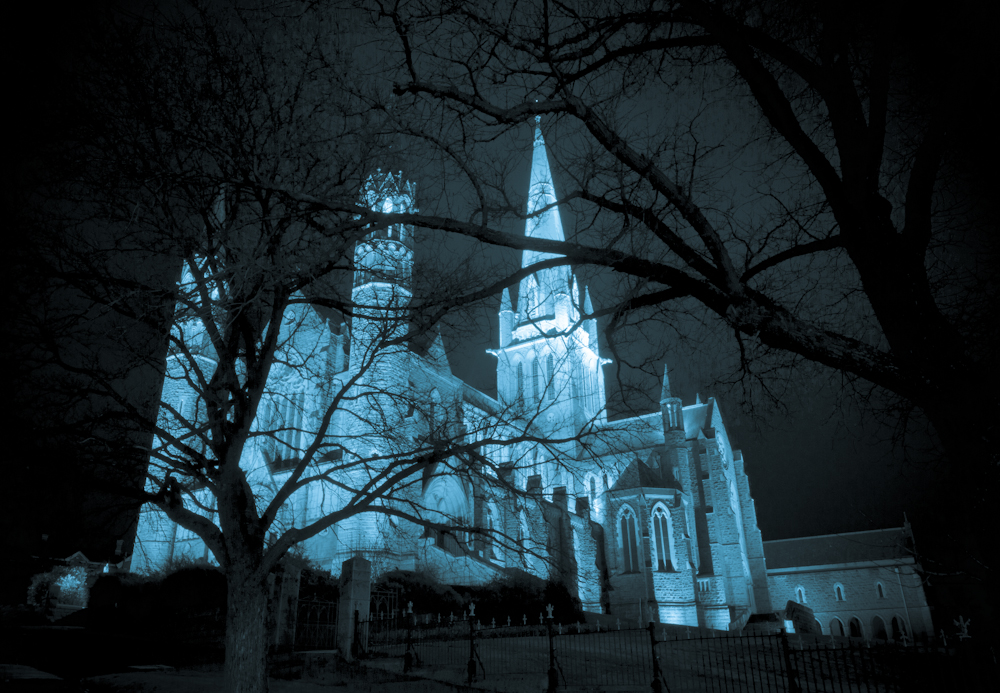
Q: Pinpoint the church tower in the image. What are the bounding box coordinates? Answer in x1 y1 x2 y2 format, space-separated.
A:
492 118 608 481
349 171 415 411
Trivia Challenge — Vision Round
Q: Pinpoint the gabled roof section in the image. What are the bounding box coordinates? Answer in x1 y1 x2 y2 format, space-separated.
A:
682 399 715 439
763 528 914 569
610 452 680 493
588 412 665 457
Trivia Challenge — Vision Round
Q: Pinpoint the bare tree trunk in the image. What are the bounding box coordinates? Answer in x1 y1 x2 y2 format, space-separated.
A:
224 568 271 693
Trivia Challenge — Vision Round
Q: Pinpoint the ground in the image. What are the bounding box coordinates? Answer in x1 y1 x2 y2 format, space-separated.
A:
84 665 468 693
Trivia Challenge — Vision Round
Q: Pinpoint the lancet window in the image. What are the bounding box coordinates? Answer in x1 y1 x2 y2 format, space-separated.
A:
546 353 555 401
619 505 640 573
651 505 673 571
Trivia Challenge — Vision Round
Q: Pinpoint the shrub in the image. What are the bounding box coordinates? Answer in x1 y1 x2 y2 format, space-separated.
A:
298 564 340 602
160 564 226 617
374 570 464 617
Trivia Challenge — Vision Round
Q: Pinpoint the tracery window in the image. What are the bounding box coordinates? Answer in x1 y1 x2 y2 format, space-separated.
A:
651 505 673 571
619 505 640 573
532 358 541 402
546 353 555 401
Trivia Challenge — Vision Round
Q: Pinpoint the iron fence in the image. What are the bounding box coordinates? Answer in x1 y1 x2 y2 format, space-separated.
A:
294 599 338 651
355 610 994 693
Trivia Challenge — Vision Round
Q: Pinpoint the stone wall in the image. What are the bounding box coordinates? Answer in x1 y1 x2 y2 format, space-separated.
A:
767 564 931 638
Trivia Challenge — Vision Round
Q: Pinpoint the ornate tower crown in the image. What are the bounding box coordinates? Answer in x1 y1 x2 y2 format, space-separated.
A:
360 169 416 251
354 170 416 290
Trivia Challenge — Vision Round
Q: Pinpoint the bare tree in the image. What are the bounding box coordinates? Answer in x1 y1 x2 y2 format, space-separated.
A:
24 3 629 690
359 0 997 573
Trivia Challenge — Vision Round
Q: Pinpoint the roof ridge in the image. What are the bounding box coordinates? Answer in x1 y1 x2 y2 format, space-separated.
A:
763 527 905 543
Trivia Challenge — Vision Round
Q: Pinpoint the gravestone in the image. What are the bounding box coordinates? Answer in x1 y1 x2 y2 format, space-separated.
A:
785 600 819 634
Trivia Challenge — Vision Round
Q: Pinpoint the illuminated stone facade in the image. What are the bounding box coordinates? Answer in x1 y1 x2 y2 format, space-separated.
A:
131 123 931 636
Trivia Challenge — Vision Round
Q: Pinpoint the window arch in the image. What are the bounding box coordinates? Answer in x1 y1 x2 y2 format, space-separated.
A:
830 618 845 637
484 504 497 560
848 617 863 638
532 357 541 402
618 504 640 573
515 361 524 402
834 583 846 601
876 582 885 599
891 616 907 641
546 353 555 401
650 504 674 571
796 586 807 604
871 616 888 641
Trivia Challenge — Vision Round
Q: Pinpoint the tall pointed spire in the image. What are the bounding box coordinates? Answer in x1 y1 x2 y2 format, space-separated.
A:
660 363 673 402
525 116 565 248
519 116 570 323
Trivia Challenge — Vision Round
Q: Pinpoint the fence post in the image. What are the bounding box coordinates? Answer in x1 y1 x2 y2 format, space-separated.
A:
648 621 668 693
546 604 558 693
780 628 800 693
403 601 415 673
467 602 478 685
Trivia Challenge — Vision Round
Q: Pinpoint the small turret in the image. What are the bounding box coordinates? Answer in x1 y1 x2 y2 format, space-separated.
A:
660 363 683 431
499 287 514 347
555 276 571 331
661 362 692 497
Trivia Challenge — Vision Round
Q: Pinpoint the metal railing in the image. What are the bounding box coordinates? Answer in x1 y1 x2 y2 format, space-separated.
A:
355 609 994 692
294 599 338 651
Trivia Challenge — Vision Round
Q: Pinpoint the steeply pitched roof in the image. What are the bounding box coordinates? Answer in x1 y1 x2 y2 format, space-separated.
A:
610 452 681 493
682 400 714 439
763 528 913 569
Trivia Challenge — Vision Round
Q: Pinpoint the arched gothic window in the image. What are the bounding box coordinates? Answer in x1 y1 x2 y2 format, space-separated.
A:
485 505 496 560
835 584 845 601
619 505 640 573
516 362 524 402
876 582 885 599
546 353 555 401
651 505 673 571
532 358 541 402
796 586 806 603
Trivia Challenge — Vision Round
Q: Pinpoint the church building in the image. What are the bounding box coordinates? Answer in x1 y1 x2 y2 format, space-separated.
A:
132 120 932 638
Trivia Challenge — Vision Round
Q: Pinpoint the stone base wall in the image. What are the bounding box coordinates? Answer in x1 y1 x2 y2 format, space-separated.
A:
656 601 699 627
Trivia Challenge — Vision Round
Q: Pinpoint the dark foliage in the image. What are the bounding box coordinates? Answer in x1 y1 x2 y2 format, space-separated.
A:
374 568 583 625
298 565 340 603
458 571 584 626
375 569 464 617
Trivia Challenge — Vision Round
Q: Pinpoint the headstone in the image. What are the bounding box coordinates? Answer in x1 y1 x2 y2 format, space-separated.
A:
784 600 819 635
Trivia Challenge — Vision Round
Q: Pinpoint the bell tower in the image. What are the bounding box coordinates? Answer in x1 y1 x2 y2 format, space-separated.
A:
350 171 415 408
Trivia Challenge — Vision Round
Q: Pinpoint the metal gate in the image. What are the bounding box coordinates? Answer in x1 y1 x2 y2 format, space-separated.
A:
294 599 338 650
